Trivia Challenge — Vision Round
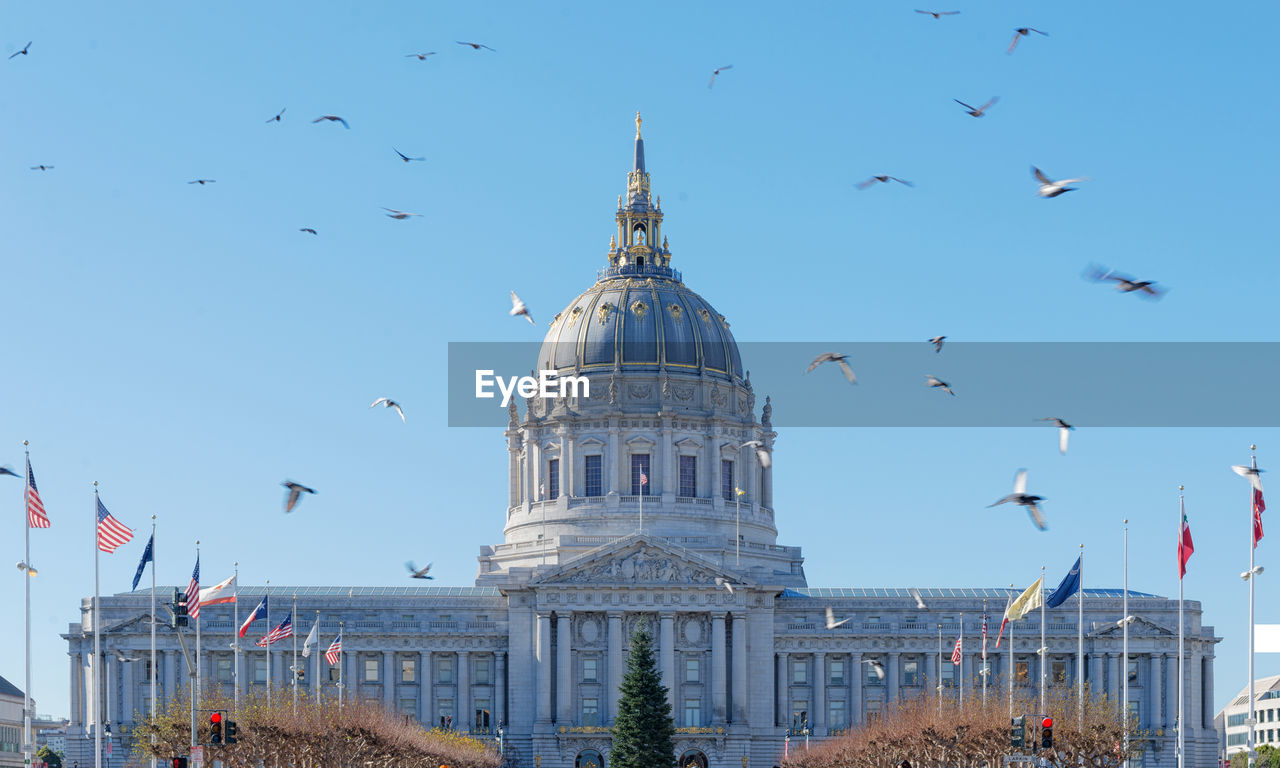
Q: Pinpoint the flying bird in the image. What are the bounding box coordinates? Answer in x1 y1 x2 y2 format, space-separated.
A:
312 115 349 128
188 179 215 185
370 397 406 422
9 42 31 59
988 469 1047 530
281 481 316 513
915 10 959 18
394 148 425 163
909 587 927 610
383 207 422 219
740 440 772 470
929 336 946 353
825 606 852 629
1008 27 1048 54
1085 265 1165 299
510 290 535 325
0 466 19 478
1232 464 1266 493
925 374 955 396
714 577 735 595
806 352 856 384
266 107 286 123
862 659 886 680
405 52 437 60
457 41 496 51
29 165 53 171
709 64 734 89
299 228 317 235
406 561 434 579
954 97 998 117
1033 166 1088 198
1037 417 1074 454
856 175 913 190
111 650 141 663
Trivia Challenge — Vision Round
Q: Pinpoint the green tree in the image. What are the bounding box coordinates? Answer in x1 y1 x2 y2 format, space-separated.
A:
36 745 63 768
609 620 675 768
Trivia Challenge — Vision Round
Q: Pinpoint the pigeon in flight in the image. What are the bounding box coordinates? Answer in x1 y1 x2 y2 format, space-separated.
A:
394 148 425 163
510 290 535 325
740 440 772 470
370 397 406 422
916 9 959 18
1232 464 1266 493
299 228 317 235
1037 417 1074 454
111 650 142 663
383 208 422 220
929 336 946 353
988 469 1047 530
188 179 215 185
281 481 317 513
909 587 928 610
926 374 955 396
405 52 437 60
1033 166 1088 198
312 115 350 128
825 606 852 629
1085 265 1165 300
863 659 886 680
1008 27 1048 54
406 561 434 579
266 108 286 123
709 64 734 89
857 175 913 190
0 466 19 478
30 165 53 171
714 577 735 595
806 353 857 384
955 97 998 117
457 41 496 51
9 42 31 59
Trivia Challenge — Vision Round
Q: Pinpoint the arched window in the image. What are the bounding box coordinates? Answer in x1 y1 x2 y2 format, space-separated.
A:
680 750 708 768
576 749 604 768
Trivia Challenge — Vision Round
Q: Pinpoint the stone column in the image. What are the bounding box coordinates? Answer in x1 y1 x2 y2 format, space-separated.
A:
383 651 395 711
122 654 134 725
851 652 863 726
962 651 972 690
712 614 727 723
607 424 621 496
556 614 572 723
419 651 430 724
608 613 623 721
106 656 118 726
1089 652 1102 693
531 441 542 502
661 417 674 499
457 651 471 731
536 613 552 723
1108 653 1119 702
167 648 179 700
1164 653 1177 731
814 652 827 735
1150 653 1163 728
495 652 507 728
887 653 900 707
508 433 521 507
775 652 788 727
559 430 569 499
731 613 748 723
925 651 936 693
1202 652 1214 730
660 614 676 716
71 653 83 726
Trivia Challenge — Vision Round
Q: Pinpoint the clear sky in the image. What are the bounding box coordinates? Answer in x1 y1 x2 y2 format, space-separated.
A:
3 1 1278 720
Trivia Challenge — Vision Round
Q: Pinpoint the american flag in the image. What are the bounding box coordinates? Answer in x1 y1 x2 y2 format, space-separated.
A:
325 634 342 666
256 612 293 647
951 634 963 665
26 457 50 529
96 497 133 553
640 472 648 486
981 613 988 655
186 556 201 620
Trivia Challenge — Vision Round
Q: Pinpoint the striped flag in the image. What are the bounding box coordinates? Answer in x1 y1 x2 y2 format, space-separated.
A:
995 594 1012 648
186 556 201 620
96 497 134 553
981 612 988 655
325 634 342 666
26 457 50 528
256 612 293 647
1254 488 1266 549
239 595 268 638
1178 498 1194 579
951 634 963 665
198 575 236 608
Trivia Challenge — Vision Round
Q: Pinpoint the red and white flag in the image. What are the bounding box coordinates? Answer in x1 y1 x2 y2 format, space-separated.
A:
995 595 1012 648
95 497 134 553
951 634 963 665
1178 497 1195 579
981 613 988 655
1254 488 1266 549
26 457 50 529
640 472 648 486
199 575 236 608
325 634 342 666
185 556 201 620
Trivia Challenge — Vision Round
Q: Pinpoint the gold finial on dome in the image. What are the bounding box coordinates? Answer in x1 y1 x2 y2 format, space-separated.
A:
635 111 642 138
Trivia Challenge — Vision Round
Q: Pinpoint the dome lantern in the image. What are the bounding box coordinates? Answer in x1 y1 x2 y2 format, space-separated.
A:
607 112 674 280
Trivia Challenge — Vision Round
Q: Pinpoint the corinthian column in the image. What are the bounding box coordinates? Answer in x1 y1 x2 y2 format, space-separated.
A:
556 614 572 722
711 614 727 722
608 613 623 722
731 614 747 723
536 614 552 723
660 614 676 716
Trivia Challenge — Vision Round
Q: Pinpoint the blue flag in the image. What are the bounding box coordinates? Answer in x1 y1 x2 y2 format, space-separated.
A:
1046 555 1082 609
131 533 154 591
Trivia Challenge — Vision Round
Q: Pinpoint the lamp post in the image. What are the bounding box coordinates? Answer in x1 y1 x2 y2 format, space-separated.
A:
734 486 745 567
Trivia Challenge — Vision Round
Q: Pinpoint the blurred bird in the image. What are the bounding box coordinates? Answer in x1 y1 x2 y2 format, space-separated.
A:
111 650 141 663
370 397 406 422
1232 464 1266 493
988 469 1047 530
714 577 735 595
299 228 317 235
929 336 946 353
394 148 425 163
806 352 856 384
740 440 772 470
405 52 437 60
1008 27 1048 54
709 64 733 89
1085 265 1165 299
825 606 851 629
916 10 959 18
954 97 998 117
856 175 913 190
281 481 316 513
29 165 53 171
510 290 535 325
383 208 422 220
266 108 285 123
9 42 31 59
0 466 19 478
925 374 955 396
457 41 496 51
312 115 349 128
909 587 928 610
1037 417 1074 454
1033 166 1088 198
406 561 434 579
863 659 886 680
188 179 215 185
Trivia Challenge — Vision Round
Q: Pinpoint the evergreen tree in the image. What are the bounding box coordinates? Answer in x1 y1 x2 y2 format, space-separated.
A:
609 620 675 768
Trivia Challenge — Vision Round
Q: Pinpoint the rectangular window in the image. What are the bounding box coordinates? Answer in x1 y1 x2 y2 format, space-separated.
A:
475 700 491 732
329 666 340 682
253 659 266 684
216 658 233 683
1015 660 1029 683
437 700 454 729
866 699 882 723
364 658 379 682
401 658 415 683
679 455 697 497
582 698 599 727
583 658 598 682
585 455 602 497
721 459 734 501
902 660 920 686
631 454 651 495
1127 658 1139 683
830 660 844 685
475 658 491 685
438 657 454 684
548 459 560 499
684 698 702 727
792 658 808 685
1052 660 1067 683
792 702 810 731
941 660 955 687
829 700 846 729
1229 713 1248 727
399 698 416 715
686 657 701 683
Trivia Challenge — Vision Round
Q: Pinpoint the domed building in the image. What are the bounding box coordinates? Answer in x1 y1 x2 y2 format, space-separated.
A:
60 117 1219 768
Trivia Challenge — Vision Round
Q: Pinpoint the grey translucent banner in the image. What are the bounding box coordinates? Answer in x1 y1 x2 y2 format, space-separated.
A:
447 342 1280 427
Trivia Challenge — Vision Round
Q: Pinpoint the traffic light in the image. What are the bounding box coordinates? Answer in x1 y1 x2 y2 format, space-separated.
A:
1041 717 1054 749
209 711 223 745
1010 715 1026 748
171 758 188 768
224 720 238 744
173 589 188 628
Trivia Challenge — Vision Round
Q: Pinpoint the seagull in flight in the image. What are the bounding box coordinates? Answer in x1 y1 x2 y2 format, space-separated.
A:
1037 417 1074 455
510 290 535 325
856 175 913 190
1232 464 1266 493
988 469 1047 531
1033 166 1088 198
406 561 434 579
266 107 286 123
281 481 317 513
806 353 856 384
709 64 734 89
925 374 955 396
188 179 215 185
909 587 928 610
1008 27 1048 54
0 466 19 479
405 52 437 60
312 115 349 128
9 42 31 59
111 650 142 663
299 228 317 235
915 10 959 18
30 165 53 171
457 41 496 51
370 397 406 422
714 577 736 595
954 97 998 117
929 336 946 353
383 207 422 220
825 606 852 629
862 659 886 681
394 148 425 163
740 440 772 470
1085 265 1165 299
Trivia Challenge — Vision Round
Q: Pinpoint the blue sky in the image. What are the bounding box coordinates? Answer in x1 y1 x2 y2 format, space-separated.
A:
3 1 1278 719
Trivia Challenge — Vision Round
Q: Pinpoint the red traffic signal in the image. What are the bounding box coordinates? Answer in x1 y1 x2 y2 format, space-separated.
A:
210 712 222 724
1042 717 1053 729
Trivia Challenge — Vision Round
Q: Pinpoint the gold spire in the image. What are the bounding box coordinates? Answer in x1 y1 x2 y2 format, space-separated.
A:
635 111 642 139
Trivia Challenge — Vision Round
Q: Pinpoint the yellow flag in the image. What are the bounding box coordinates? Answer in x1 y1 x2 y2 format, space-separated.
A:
1006 577 1044 622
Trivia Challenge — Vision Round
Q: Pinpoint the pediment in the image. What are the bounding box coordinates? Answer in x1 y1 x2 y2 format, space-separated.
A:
531 533 748 588
1093 616 1174 637
579 437 605 449
625 435 655 448
106 612 157 634
674 437 703 452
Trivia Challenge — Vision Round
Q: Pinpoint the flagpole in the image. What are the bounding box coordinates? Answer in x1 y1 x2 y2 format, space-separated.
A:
937 623 943 717
314 610 321 707
1248 446 1260 768
93 483 102 768
292 593 298 714
338 620 345 710
1123 520 1130 768
195 542 201 711
1178 488 1186 768
1039 565 1046 716
982 600 988 708
959 613 964 710
1008 583 1014 719
1078 542 1084 733
233 562 240 713
149 517 157 768
639 475 644 534
265 579 271 696
22 445 33 768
